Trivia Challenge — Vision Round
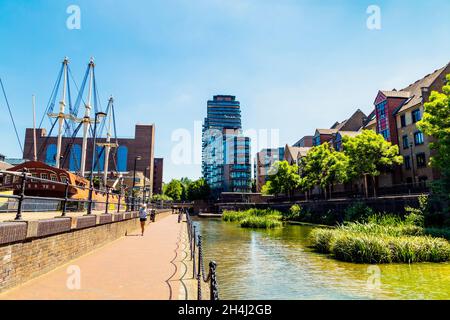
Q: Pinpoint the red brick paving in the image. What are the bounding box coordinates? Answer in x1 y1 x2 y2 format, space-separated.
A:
0 214 184 300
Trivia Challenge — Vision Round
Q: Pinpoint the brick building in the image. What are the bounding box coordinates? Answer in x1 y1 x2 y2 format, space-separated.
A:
22 124 156 195
374 62 450 185
153 158 163 195
255 147 285 192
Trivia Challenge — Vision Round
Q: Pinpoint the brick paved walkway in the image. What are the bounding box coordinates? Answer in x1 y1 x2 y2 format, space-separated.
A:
0 213 188 300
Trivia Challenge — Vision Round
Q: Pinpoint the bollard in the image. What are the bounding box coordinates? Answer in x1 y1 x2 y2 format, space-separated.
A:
105 188 110 215
15 169 27 221
62 180 69 217
117 192 122 213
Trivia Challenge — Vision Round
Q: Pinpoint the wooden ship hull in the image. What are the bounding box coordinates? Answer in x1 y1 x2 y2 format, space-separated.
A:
2 161 119 204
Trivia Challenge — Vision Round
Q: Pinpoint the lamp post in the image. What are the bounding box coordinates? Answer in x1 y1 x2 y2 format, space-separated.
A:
143 166 149 204
131 155 142 211
87 111 107 215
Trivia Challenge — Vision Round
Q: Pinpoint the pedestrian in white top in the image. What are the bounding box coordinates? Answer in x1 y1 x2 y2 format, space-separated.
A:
139 204 148 236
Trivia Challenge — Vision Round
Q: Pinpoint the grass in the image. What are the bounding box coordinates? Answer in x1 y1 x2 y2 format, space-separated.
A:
309 216 450 264
424 227 450 240
222 209 283 229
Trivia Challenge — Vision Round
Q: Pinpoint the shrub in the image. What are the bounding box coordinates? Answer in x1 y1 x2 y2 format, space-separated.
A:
343 221 423 237
222 208 283 228
389 236 450 263
344 202 374 222
240 215 283 229
331 233 392 263
309 228 335 253
309 219 450 263
222 210 248 222
283 204 303 221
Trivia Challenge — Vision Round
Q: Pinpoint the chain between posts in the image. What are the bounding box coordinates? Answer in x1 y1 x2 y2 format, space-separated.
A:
184 208 219 300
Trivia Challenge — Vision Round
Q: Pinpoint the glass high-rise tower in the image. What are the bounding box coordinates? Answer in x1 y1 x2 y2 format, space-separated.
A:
202 95 251 195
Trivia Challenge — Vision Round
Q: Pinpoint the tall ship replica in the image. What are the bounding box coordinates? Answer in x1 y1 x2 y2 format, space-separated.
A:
2 57 123 209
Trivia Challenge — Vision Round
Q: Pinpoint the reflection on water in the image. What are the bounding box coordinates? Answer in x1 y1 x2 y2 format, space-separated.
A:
194 218 450 300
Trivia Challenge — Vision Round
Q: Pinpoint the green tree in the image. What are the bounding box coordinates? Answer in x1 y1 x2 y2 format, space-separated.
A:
186 178 211 201
342 130 403 197
179 177 192 201
265 160 301 198
300 143 349 199
418 74 450 211
164 179 183 201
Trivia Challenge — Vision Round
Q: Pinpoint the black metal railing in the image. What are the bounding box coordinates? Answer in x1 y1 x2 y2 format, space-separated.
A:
0 169 149 218
183 209 219 300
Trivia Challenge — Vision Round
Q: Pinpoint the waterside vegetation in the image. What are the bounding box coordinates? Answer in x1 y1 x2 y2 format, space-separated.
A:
222 209 283 229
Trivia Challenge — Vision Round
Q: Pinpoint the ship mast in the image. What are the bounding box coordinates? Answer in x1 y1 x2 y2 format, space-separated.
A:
79 58 95 177
48 57 74 168
98 96 118 187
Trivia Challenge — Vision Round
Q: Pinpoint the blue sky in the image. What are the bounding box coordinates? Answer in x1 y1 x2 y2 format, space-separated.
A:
0 0 449 181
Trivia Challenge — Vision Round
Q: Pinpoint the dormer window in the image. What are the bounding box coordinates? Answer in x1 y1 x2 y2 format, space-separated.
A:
412 109 422 123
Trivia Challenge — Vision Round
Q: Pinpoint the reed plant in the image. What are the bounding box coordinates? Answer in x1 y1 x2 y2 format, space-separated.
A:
222 208 283 229
309 217 450 263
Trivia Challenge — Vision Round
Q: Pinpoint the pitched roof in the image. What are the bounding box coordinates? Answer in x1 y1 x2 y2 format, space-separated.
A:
381 90 411 99
285 145 311 160
316 128 338 135
394 63 450 114
337 131 361 138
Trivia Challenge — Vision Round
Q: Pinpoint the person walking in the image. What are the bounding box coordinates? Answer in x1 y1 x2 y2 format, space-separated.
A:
139 204 148 236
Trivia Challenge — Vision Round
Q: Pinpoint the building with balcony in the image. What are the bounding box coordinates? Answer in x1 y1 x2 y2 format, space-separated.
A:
202 95 251 195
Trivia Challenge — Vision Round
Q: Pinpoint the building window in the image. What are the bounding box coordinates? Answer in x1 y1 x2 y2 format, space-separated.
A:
402 135 409 149
414 131 424 145
45 144 57 166
69 144 82 172
4 175 10 185
412 109 422 123
41 173 49 180
416 153 426 168
404 155 411 170
313 135 321 146
380 129 390 141
31 173 38 182
400 114 406 127
50 174 58 182
60 176 68 183
117 146 128 172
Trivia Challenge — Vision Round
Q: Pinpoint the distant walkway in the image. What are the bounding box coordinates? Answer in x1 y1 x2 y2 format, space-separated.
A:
0 213 188 300
0 209 119 222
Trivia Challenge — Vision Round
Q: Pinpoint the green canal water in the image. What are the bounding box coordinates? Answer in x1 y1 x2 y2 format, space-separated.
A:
193 218 450 300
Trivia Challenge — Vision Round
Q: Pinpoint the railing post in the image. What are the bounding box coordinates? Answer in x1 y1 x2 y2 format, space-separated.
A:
62 180 69 217
87 184 93 215
192 226 196 278
197 234 202 277
209 261 219 300
105 187 110 215
197 234 202 300
117 191 122 213
15 169 27 221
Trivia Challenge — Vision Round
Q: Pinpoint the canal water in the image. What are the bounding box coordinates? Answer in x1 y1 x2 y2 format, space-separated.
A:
194 218 450 300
